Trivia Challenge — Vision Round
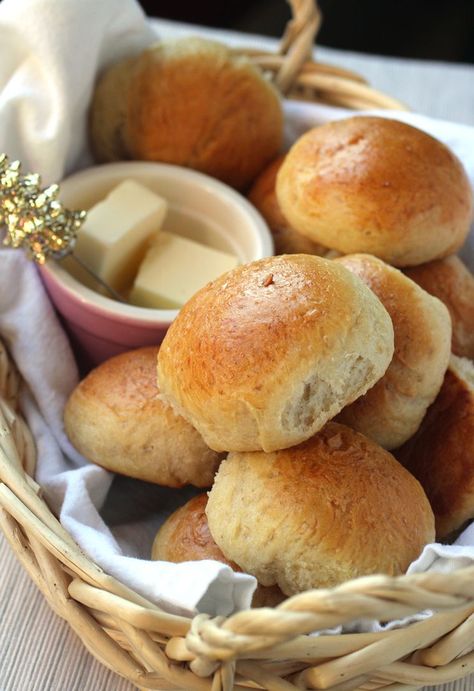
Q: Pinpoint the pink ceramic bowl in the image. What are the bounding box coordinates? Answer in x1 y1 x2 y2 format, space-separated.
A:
40 162 273 366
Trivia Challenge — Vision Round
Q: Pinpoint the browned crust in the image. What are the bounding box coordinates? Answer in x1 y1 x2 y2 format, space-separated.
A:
207 422 435 595
151 494 239 567
64 347 221 488
248 155 328 255
157 254 394 452
395 356 474 539
404 256 474 359
336 254 451 449
122 39 283 189
276 117 473 266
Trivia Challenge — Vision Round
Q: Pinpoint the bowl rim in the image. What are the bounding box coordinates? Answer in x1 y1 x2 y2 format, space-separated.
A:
41 161 274 324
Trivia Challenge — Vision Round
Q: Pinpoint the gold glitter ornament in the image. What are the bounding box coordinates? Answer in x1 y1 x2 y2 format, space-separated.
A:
0 153 85 264
0 154 125 302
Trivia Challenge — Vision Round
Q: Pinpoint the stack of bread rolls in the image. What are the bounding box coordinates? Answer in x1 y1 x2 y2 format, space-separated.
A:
248 115 474 546
80 65 474 605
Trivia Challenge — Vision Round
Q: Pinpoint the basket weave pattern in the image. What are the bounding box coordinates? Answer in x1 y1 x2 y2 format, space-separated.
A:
243 0 408 111
1 2 473 689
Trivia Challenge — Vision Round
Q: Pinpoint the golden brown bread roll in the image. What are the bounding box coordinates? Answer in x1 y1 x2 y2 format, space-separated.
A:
404 256 474 360
157 255 394 453
276 117 473 266
90 37 283 190
206 423 435 595
64 347 221 487
395 355 474 539
335 254 451 449
248 155 329 256
151 494 285 608
152 494 238 567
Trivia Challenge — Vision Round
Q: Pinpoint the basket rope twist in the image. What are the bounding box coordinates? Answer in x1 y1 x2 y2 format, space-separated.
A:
242 0 408 110
0 2 473 689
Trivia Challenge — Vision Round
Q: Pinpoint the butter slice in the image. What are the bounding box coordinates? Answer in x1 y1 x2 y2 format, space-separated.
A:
74 180 168 293
130 232 239 309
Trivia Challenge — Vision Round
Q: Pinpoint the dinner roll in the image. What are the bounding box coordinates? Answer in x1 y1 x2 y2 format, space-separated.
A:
152 494 237 566
404 256 474 360
206 423 435 595
396 355 474 539
276 117 473 266
157 255 394 452
90 37 283 189
335 254 451 449
64 347 221 487
152 494 285 607
248 155 329 256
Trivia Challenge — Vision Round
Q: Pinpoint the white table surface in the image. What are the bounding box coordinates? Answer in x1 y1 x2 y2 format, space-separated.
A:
1 16 474 691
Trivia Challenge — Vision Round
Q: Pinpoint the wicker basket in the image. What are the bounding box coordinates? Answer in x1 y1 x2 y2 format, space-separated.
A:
1 2 474 690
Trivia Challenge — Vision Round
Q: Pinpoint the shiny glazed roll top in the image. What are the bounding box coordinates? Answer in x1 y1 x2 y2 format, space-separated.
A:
157 254 394 452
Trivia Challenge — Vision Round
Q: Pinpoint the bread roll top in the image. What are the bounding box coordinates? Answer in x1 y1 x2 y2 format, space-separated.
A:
64 347 221 488
90 37 283 189
158 254 394 452
404 256 474 360
206 422 435 595
152 494 238 567
276 116 473 266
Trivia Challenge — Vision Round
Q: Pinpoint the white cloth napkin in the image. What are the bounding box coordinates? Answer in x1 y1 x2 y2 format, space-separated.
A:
0 0 473 625
0 0 156 183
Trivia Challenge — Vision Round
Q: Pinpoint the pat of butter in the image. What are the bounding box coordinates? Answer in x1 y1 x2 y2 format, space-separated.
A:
74 180 168 293
130 232 239 309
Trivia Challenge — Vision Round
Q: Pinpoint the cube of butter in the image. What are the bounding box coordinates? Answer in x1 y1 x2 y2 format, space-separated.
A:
74 180 167 293
130 232 239 309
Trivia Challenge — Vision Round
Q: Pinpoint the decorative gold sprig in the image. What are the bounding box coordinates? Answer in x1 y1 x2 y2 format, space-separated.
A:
0 154 125 302
0 153 86 264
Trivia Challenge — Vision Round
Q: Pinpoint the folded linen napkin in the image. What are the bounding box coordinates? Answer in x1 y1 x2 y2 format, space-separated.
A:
0 0 473 625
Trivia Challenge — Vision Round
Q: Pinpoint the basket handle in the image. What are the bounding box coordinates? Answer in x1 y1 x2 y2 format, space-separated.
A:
267 0 408 110
276 0 322 93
